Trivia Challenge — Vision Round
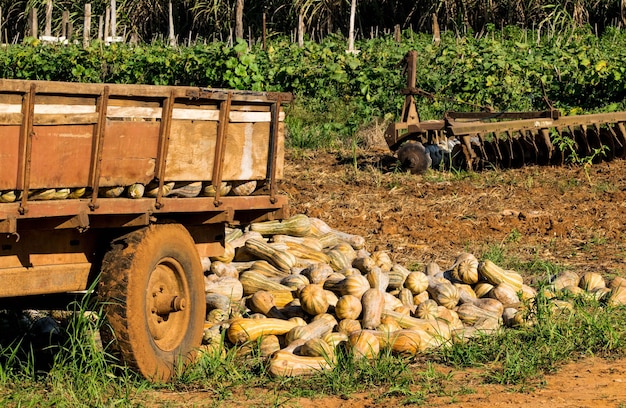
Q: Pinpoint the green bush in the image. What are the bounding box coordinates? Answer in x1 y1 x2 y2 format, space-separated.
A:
0 27 625 149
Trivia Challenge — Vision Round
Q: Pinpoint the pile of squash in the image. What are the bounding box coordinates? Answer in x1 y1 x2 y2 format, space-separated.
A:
0 180 259 202
201 214 626 377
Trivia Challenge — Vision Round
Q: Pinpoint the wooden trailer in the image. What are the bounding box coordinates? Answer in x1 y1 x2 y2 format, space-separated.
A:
0 78 292 380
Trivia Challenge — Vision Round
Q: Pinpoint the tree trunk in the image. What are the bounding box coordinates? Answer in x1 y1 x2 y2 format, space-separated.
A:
262 12 266 50
45 0 52 37
104 7 110 40
168 1 176 46
110 0 116 38
432 13 440 46
298 11 304 47
235 0 244 40
61 9 68 38
83 3 91 48
98 14 103 40
347 0 357 52
29 8 38 38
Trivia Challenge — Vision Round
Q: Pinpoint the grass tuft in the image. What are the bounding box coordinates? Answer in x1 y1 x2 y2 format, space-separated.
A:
437 291 626 386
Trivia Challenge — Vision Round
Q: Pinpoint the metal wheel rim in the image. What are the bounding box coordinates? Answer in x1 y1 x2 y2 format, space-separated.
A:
146 257 191 351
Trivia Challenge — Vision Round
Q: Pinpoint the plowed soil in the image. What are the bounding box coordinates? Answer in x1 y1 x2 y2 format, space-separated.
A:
282 150 626 279
152 150 626 407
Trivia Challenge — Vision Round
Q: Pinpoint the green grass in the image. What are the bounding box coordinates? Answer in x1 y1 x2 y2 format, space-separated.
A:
0 298 146 407
439 293 626 386
2 292 626 406
285 97 360 151
478 240 566 282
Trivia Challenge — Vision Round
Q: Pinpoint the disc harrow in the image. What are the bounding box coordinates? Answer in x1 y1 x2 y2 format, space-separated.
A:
385 51 626 174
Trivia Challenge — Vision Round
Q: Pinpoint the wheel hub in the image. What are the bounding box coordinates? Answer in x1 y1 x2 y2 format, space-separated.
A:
146 258 191 350
153 293 186 315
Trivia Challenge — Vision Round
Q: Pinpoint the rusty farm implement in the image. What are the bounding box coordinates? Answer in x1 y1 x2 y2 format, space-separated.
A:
385 51 626 174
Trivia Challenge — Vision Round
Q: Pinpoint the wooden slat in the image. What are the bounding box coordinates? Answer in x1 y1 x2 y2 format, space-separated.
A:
223 122 271 180
0 263 91 297
29 124 93 188
0 103 95 114
0 195 288 221
0 113 22 125
0 112 99 125
34 113 99 125
98 121 159 186
0 104 286 122
165 120 217 180
0 125 20 190
230 111 286 122
164 121 285 181
0 78 293 103
107 106 161 119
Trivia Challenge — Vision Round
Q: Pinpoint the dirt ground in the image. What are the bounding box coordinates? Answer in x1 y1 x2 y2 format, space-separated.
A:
276 149 626 408
158 354 626 407
282 150 626 279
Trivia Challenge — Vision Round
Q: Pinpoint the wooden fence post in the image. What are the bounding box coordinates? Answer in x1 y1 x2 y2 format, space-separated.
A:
84 3 91 48
394 24 401 42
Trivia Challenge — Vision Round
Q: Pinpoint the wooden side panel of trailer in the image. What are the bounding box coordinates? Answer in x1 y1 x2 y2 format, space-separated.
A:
0 126 19 190
0 80 288 191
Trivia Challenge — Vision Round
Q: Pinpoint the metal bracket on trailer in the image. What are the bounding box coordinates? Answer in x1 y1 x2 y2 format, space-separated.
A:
0 216 17 235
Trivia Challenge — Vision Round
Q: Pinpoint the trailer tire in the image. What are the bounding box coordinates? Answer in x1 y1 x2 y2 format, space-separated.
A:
98 223 205 382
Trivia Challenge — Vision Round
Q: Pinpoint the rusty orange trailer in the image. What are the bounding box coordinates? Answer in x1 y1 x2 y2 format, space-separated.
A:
0 79 292 380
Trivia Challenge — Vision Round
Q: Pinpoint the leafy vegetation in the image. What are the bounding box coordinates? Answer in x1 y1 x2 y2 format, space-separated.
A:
1 26 625 149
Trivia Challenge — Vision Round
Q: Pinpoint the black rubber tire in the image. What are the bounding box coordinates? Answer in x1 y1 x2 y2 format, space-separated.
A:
98 223 205 382
397 141 432 174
